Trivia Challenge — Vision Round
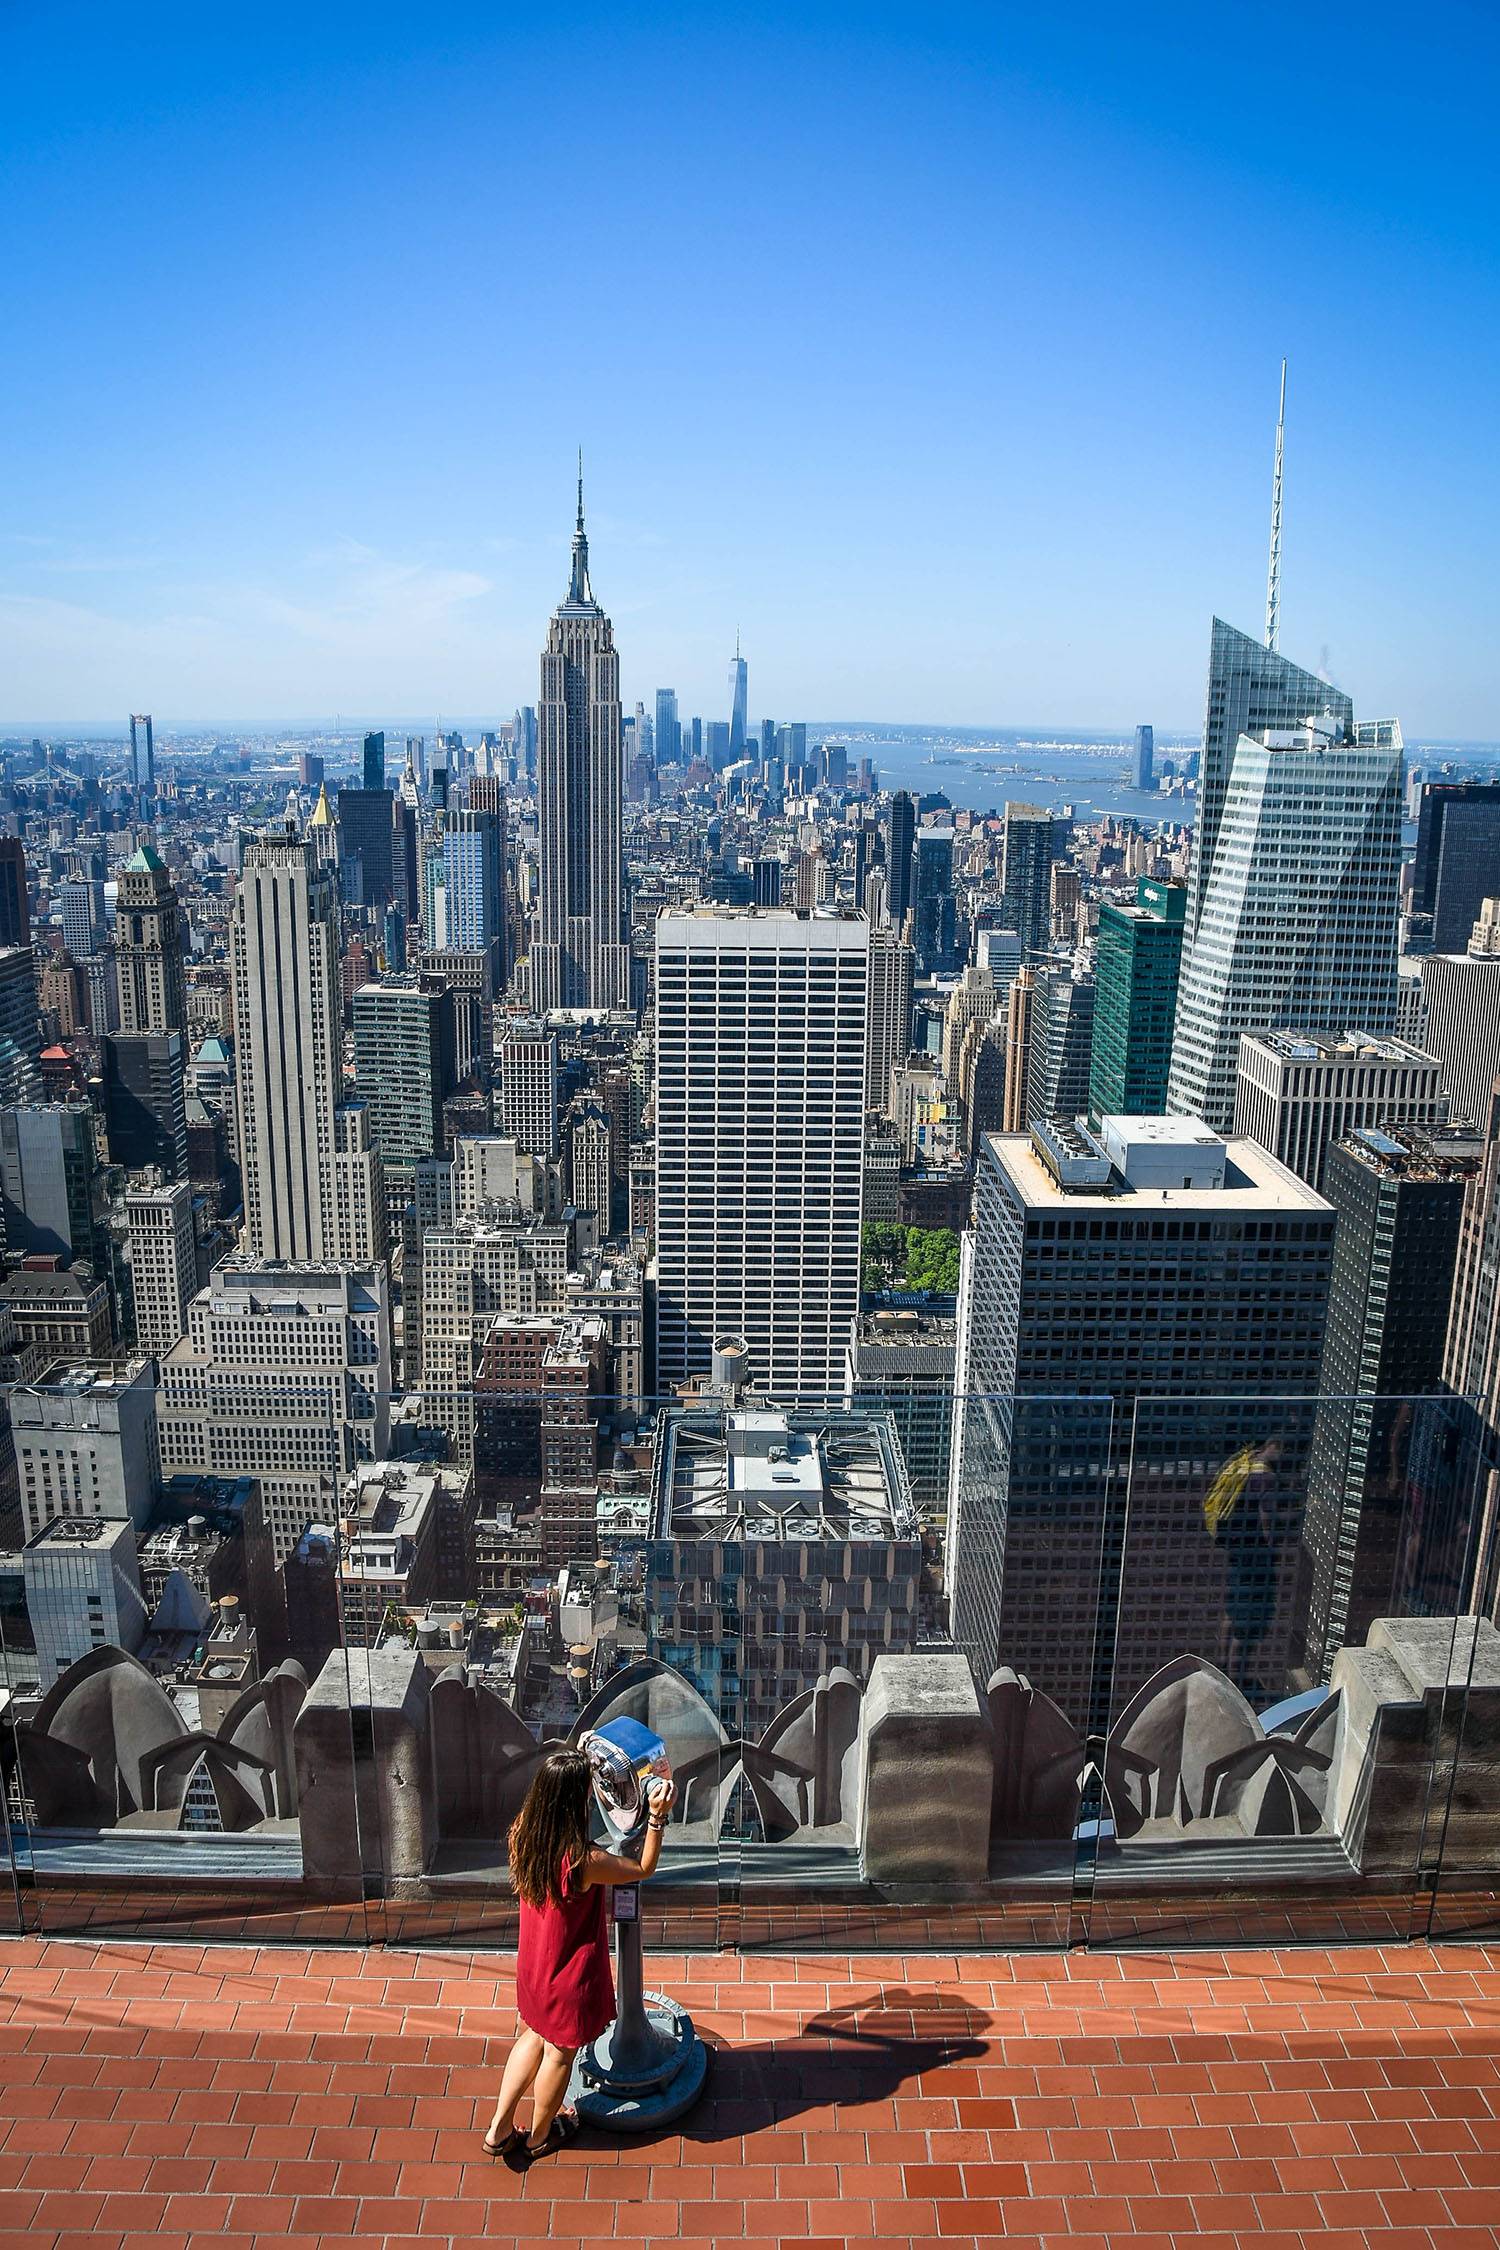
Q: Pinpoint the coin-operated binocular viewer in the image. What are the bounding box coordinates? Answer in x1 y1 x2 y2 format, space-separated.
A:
569 1717 708 2129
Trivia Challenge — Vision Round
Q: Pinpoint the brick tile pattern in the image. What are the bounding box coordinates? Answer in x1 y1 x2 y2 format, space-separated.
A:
0 1935 1498 2245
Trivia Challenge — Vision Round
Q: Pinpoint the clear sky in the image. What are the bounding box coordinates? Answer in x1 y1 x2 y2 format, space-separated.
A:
3 2 1497 737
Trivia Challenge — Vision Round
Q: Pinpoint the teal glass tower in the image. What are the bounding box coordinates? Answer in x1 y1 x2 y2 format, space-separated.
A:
1089 877 1187 1120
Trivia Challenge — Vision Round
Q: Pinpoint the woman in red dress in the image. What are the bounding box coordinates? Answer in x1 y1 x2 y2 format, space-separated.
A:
483 1746 675 2164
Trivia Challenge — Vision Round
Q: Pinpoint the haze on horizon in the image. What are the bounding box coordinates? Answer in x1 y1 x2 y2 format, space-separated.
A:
2 2 1496 739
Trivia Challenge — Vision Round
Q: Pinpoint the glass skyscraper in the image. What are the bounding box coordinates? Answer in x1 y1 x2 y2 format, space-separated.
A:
1168 713 1403 1131
1411 782 1500 953
1188 618 1352 948
1089 877 1186 1120
1001 802 1058 958
654 688 679 766
1134 723 1154 791
912 828 957 974
727 641 748 761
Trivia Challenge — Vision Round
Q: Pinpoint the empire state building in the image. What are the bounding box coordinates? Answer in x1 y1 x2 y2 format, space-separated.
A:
532 471 628 1013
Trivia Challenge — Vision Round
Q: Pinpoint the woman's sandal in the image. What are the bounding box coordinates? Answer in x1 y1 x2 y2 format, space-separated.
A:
482 2126 527 2159
525 2108 581 2161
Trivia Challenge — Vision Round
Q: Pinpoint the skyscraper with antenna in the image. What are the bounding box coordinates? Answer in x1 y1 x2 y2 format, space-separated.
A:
533 456 628 1012
1266 357 1287 651
1183 359 1332 948
728 630 748 762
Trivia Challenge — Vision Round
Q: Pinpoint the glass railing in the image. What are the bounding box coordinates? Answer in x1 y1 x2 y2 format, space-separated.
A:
3 1383 1498 1950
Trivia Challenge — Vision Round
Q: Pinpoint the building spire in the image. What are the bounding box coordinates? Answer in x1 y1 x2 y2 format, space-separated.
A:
568 447 593 604
1265 357 1286 652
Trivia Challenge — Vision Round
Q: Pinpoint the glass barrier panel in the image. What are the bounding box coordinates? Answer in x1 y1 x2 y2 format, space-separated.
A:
0 1528 29 1931
682 1386 1125 1954
1079 1392 1487 1952
1418 1397 1500 1943
338 1390 727 1954
0 1393 371 1944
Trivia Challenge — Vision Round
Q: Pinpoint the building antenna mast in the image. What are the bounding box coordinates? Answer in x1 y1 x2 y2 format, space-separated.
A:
1265 357 1286 651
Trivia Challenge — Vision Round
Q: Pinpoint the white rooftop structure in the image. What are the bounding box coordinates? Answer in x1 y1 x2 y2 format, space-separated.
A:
1097 1113 1228 1191
653 1406 918 1544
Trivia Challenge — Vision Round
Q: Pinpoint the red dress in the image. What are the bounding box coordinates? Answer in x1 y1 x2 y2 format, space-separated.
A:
515 1852 615 2049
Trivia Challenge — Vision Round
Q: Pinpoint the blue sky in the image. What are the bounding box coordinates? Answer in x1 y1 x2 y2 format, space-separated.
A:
2 2 1497 736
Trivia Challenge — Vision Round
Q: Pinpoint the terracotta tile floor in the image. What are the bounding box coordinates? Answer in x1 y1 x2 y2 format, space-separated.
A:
1 1935 1499 2247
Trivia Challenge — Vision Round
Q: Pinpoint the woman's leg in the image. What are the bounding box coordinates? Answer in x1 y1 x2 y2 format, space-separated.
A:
527 2040 579 2146
486 2022 545 2142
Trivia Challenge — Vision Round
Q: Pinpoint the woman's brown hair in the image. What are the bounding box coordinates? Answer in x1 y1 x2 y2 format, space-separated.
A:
508 1747 593 1908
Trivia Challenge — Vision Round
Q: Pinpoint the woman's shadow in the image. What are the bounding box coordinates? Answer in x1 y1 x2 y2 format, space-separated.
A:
679 1986 994 2141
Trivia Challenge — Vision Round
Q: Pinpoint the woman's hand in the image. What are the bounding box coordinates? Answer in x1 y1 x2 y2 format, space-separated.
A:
646 1778 676 1822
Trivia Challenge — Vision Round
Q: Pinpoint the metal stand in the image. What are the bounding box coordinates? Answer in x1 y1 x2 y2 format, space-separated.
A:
567 1834 708 2131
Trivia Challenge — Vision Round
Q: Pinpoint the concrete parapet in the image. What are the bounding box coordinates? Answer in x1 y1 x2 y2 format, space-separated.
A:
1331 1616 1500 1875
857 1652 992 1884
294 1648 436 1882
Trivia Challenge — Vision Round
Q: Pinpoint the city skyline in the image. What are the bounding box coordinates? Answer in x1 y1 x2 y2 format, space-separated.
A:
3 6 1497 736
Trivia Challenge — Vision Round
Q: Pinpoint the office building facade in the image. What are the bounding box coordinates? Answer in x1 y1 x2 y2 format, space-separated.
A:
654 688 679 766
1089 877 1186 1119
351 978 449 1175
886 792 915 933
10 1357 160 1542
0 1103 100 1266
102 1030 189 1182
646 1406 921 1737
0 945 41 1106
1419 951 1500 1134
114 845 186 1035
727 642 748 762
157 1260 391 1564
1168 714 1403 1131
25 1515 148 1689
496 1020 559 1159
1304 1124 1484 1679
654 907 868 1402
1001 802 1058 957
1232 1030 1449 1192
126 1179 198 1362
231 827 353 1261
1412 782 1500 954
1187 618 1354 949
533 481 628 1012
866 927 914 1113
1025 965 1095 1125
1134 723 1154 791
129 712 154 795
0 838 30 948
336 787 396 909
949 1118 1335 1727
912 828 957 973
441 806 507 992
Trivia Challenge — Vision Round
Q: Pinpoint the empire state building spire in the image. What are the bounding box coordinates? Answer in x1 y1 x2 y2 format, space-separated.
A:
533 462 627 1012
568 448 594 606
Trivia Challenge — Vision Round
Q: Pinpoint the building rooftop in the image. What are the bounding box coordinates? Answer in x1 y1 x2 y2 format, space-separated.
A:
0 1930 1489 2249
1336 1121 1487 1182
654 1406 919 1543
1 1267 105 1305
1244 1029 1437 1065
23 1512 132 1553
21 1356 151 1396
987 1127 1330 1216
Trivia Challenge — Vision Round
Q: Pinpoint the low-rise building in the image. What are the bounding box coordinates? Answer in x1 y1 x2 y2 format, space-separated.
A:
1233 1029 1448 1191
9 1357 159 1542
24 1514 148 1689
645 1405 921 1738
0 1267 113 1361
336 1459 450 1646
